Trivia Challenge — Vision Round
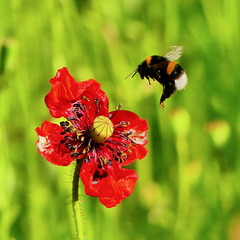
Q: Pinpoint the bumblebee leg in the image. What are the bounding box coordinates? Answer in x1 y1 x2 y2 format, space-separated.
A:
159 94 166 109
159 100 165 109
159 85 176 109
146 76 151 85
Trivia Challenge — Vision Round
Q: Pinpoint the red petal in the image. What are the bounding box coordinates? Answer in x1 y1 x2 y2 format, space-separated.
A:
110 110 148 132
80 161 138 208
35 121 74 166
45 68 108 118
110 110 148 163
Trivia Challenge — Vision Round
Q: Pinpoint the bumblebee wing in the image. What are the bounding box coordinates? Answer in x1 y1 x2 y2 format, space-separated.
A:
164 46 183 61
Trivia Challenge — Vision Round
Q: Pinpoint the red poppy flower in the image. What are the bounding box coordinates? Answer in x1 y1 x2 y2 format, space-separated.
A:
36 67 148 208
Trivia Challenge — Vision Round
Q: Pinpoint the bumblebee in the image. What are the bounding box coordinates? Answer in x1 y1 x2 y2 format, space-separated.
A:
127 46 188 109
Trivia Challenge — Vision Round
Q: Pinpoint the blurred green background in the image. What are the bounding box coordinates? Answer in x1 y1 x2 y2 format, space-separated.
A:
1 0 240 239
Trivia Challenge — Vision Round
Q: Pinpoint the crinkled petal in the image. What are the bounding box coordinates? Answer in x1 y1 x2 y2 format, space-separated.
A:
110 110 148 132
80 161 138 208
35 121 74 166
45 67 109 118
110 110 148 164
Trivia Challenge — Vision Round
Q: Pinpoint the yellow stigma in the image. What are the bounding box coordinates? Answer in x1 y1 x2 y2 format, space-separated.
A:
90 116 114 143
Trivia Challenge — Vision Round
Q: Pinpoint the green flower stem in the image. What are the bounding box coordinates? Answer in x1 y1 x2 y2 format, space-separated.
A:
72 159 84 240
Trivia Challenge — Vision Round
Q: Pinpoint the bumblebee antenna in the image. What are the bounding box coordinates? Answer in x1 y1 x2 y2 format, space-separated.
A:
125 69 138 79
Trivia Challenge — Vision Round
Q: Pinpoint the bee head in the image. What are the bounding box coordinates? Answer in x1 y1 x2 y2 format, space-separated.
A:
137 61 148 79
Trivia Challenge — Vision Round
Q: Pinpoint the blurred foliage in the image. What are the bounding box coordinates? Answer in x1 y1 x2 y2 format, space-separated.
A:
1 0 240 239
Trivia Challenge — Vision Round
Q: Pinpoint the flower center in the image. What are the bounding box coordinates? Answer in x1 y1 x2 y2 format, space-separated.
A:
90 116 114 143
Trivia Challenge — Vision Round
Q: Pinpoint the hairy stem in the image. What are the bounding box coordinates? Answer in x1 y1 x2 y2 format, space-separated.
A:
72 159 84 240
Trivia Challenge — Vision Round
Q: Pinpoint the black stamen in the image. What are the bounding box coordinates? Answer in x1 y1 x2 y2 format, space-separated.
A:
60 125 75 135
73 103 80 108
119 121 129 127
131 140 137 147
97 162 102 169
67 116 75 121
93 170 100 181
117 151 122 156
79 104 86 112
76 112 83 118
109 105 122 119
71 152 80 158
94 98 99 105
82 96 90 101
60 121 70 129
65 142 73 150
